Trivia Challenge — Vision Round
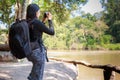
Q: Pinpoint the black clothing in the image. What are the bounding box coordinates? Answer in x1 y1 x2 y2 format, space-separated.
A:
29 18 54 50
26 3 54 80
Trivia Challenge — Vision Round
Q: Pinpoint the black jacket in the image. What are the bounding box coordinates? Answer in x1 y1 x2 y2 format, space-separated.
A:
29 18 55 50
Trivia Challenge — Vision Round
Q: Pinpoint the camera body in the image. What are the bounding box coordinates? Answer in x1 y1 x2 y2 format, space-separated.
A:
44 12 49 18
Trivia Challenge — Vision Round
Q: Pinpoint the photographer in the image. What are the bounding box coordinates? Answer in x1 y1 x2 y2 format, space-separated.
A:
26 4 55 80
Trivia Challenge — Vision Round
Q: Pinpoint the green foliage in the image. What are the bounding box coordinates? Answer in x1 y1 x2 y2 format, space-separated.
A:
0 0 15 26
34 0 69 24
0 29 8 35
0 0 119 50
33 0 88 24
0 0 88 26
105 0 120 26
102 44 120 50
82 13 97 22
99 35 112 45
101 0 120 43
110 21 120 42
0 29 8 44
42 15 113 50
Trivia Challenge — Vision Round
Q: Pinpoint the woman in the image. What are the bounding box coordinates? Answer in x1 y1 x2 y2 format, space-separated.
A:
26 4 55 80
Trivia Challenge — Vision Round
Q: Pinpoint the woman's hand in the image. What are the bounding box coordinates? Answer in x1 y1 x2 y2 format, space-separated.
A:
42 12 52 23
47 12 52 20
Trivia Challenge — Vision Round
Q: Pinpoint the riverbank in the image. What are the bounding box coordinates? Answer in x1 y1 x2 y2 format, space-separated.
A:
0 51 120 80
47 50 120 55
0 50 120 62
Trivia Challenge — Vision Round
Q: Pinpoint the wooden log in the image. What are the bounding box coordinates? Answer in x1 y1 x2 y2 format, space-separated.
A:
0 44 10 51
104 70 115 80
49 58 120 74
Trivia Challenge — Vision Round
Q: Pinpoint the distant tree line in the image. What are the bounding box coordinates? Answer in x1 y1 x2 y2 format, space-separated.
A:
0 0 120 50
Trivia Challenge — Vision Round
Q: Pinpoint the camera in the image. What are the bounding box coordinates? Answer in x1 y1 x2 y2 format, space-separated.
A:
44 12 49 18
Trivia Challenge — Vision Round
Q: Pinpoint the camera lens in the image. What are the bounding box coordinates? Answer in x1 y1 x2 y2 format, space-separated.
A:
44 12 48 18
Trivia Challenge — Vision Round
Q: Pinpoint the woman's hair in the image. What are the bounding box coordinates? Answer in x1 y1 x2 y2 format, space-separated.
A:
26 4 40 20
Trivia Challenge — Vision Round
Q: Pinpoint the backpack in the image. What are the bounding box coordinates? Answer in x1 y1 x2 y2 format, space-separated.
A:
9 20 32 59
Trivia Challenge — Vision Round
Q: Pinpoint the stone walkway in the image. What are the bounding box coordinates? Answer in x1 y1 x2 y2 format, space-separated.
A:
0 59 78 80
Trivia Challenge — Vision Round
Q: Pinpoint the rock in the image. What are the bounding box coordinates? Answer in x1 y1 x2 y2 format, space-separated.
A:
44 62 78 80
0 73 12 80
0 59 78 80
0 52 17 62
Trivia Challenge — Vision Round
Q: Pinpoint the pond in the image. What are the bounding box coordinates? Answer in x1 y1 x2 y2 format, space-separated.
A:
48 50 120 80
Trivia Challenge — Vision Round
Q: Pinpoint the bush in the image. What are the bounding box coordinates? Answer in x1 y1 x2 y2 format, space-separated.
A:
102 44 120 50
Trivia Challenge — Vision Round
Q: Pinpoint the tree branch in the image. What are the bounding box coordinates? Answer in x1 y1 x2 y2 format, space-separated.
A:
49 58 120 74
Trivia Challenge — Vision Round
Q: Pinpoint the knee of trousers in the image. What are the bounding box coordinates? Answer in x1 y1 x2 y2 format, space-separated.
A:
33 57 45 64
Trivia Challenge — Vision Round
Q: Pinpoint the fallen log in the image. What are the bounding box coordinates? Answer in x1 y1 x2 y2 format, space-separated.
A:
0 44 10 51
49 57 120 74
49 58 120 80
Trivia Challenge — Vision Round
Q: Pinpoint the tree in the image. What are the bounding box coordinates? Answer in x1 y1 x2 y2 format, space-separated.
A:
0 0 88 51
110 21 120 43
81 13 97 22
0 0 14 27
33 0 88 24
100 0 120 43
0 0 32 27
0 0 88 27
64 16 110 50
15 0 32 19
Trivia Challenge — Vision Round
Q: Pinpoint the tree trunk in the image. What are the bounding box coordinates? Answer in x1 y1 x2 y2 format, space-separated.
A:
21 0 27 19
15 0 22 20
16 0 32 19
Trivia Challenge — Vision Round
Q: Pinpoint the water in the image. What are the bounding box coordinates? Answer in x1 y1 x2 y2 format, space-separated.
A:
48 50 120 80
